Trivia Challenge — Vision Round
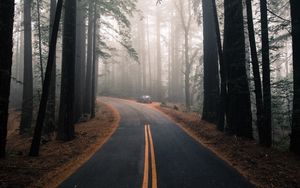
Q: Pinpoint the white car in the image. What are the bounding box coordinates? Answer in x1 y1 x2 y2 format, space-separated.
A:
137 95 152 103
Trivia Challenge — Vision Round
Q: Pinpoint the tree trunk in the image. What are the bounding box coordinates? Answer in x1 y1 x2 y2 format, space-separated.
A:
156 8 162 101
29 0 63 156
84 1 94 115
245 0 265 145
91 4 98 119
184 32 191 111
74 0 86 121
19 18 25 107
223 0 253 138
168 21 172 101
141 19 147 93
169 14 175 101
20 0 33 133
290 0 300 154
260 0 272 147
172 14 181 102
211 0 227 131
202 0 220 123
146 16 152 96
37 0 44 87
44 0 57 136
57 0 77 141
0 0 15 158
176 0 192 110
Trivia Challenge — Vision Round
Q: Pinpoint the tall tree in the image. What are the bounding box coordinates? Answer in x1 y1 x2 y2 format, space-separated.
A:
146 16 152 95
169 12 174 101
211 0 227 131
140 18 147 93
245 0 265 145
202 0 220 123
171 11 182 103
156 7 162 101
223 0 253 138
36 0 44 87
175 0 192 110
84 0 94 116
44 0 57 135
91 4 98 119
29 0 63 156
74 0 87 121
20 0 34 133
290 0 300 154
168 19 172 100
260 0 272 147
57 0 77 141
0 0 15 158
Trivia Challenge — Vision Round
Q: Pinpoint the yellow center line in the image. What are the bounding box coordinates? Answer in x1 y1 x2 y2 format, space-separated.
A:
142 125 149 188
147 125 158 188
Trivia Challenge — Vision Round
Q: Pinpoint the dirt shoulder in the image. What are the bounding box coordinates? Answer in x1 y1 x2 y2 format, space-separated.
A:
0 101 120 188
153 103 300 188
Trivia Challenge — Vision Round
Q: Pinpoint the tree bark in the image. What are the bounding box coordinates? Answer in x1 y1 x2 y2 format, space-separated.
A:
141 19 147 93
290 0 300 154
176 0 192 110
20 0 33 133
260 0 272 147
146 16 152 96
202 0 220 123
44 0 57 136
211 0 227 131
184 31 191 111
156 7 162 101
29 0 63 156
246 0 265 145
74 0 87 121
91 4 98 119
0 0 15 158
169 14 175 101
172 13 181 102
84 1 94 115
57 0 77 141
37 0 44 87
168 21 172 100
223 0 253 138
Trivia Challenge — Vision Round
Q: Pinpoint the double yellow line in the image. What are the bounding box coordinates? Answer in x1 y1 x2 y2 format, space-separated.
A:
142 125 157 188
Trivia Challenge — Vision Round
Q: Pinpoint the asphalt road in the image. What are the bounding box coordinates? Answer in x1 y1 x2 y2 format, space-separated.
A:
59 97 254 188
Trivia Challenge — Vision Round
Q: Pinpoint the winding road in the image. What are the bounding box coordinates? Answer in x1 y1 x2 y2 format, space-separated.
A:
59 97 254 188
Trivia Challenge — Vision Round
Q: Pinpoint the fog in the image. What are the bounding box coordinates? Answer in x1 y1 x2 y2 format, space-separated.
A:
2 1 300 186
9 0 292 110
98 0 202 106
8 0 293 145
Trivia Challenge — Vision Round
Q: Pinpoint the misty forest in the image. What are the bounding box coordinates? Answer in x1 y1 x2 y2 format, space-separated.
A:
0 0 299 187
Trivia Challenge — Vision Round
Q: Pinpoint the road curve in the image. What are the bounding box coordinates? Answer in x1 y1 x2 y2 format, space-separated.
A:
59 97 254 188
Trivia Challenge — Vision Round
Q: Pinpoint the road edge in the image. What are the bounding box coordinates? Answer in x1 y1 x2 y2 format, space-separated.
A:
149 104 256 187
33 101 121 188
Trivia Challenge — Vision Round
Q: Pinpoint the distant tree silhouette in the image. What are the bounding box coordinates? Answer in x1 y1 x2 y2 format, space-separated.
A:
84 0 94 116
20 0 33 134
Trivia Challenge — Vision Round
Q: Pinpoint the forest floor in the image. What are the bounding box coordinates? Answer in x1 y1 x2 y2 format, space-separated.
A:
0 100 119 188
152 102 300 188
